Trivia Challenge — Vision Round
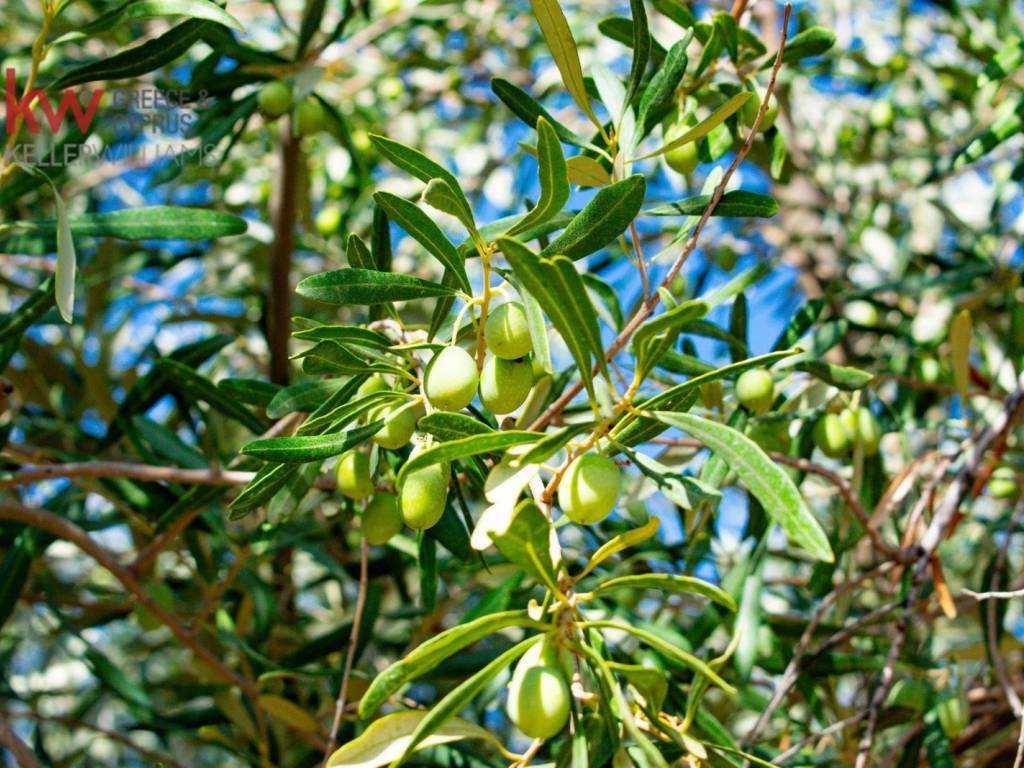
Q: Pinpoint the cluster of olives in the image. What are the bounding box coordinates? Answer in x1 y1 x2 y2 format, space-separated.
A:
505 640 571 739
335 299 625 545
257 80 328 137
813 406 881 458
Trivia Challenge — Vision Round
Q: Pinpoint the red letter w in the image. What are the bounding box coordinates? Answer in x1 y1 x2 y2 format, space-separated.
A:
38 87 104 133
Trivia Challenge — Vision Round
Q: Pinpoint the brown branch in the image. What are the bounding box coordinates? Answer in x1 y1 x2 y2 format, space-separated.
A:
0 500 258 701
268 123 301 385
0 709 184 768
322 537 370 766
0 715 39 768
527 4 794 432
0 460 339 492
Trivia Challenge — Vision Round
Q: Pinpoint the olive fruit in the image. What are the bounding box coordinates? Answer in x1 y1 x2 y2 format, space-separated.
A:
357 375 389 398
336 450 374 499
479 356 533 414
371 403 417 450
936 690 968 740
735 368 774 415
840 406 881 456
558 453 621 525
988 466 1019 500
813 413 850 458
506 651 570 739
257 80 292 119
362 492 402 545
424 346 479 411
663 118 698 176
869 100 894 129
917 357 942 385
740 90 778 131
399 461 450 530
315 205 343 236
484 302 532 360
294 99 327 137
843 300 879 327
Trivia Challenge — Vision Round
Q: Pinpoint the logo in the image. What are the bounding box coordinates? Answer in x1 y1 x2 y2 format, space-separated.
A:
4 68 103 135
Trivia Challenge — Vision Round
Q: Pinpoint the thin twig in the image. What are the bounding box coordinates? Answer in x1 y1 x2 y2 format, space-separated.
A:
322 537 371 765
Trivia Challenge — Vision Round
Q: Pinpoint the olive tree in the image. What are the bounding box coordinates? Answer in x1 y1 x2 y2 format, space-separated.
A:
1 0 1023 767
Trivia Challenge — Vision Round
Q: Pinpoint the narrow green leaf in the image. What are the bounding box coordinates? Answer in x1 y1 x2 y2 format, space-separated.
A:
51 19 210 88
241 422 381 462
53 193 76 323
791 361 874 390
519 421 595 465
529 0 600 127
373 192 470 293
489 501 558 591
638 36 690 137
651 412 834 562
643 190 779 218
55 0 242 43
578 517 659 579
156 359 265 433
398 431 538 483
421 179 479 239
296 0 327 56
266 378 350 420
416 411 493 441
327 711 509 768
398 637 542 763
624 0 650 109
216 378 280 409
368 134 473 223
632 92 752 162
780 26 836 64
11 206 247 242
539 175 646 261
583 619 735 693
593 574 735 611
507 118 570 237
357 610 545 718
296 269 457 306
566 155 611 187
491 78 592 149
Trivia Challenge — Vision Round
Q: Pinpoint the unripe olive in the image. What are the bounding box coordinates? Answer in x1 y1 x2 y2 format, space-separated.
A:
336 450 374 499
506 663 570 739
399 461 450 530
813 413 850 458
371 403 417 450
479 356 533 414
357 375 389 398
917 357 942 385
558 453 621 525
844 300 879 327
484 302 532 360
869 100 894 129
424 346 479 411
988 466 1019 500
936 690 968 740
740 90 778 131
735 368 774 415
294 99 327 137
257 80 292 119
840 406 881 456
315 204 343 236
663 116 699 176
362 492 402 545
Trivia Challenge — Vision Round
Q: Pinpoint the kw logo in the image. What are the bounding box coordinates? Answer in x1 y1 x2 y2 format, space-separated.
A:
4 68 104 135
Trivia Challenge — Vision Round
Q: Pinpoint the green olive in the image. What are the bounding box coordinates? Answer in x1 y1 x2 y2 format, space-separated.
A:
988 466 1019 500
357 375 390 399
740 90 778 131
315 205 343 236
399 461 450 530
735 368 774 415
371 403 417 450
869 100 894 129
558 453 621 525
294 99 327 137
843 300 879 327
424 346 479 411
813 413 850 458
506 661 570 739
936 690 968 740
257 80 292 119
479 356 533 414
336 450 374 499
362 492 402 545
840 406 881 456
662 117 699 176
484 302 532 360
917 357 942 385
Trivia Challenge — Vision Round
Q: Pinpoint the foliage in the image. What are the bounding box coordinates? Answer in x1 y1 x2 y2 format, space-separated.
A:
1 0 1023 767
